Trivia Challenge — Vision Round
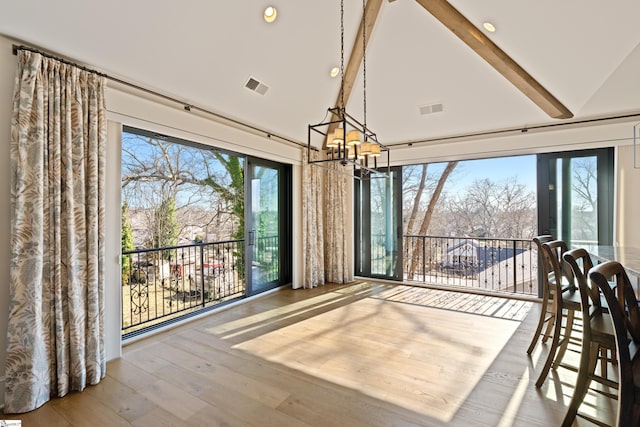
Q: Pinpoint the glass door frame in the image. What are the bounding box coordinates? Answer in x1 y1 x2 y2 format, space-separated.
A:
245 156 292 296
537 147 614 247
354 166 403 280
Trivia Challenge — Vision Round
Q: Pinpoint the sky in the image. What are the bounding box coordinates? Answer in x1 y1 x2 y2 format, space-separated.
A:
439 154 537 192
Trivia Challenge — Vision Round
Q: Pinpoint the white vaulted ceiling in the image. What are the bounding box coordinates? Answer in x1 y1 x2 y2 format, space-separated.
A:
1 0 639 148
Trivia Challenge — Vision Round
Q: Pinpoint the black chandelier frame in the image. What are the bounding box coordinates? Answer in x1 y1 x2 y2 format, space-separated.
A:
307 107 390 178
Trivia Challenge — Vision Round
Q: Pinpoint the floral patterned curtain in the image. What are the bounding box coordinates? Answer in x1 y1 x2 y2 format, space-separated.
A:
301 150 353 288
301 150 325 288
4 50 107 413
323 161 352 284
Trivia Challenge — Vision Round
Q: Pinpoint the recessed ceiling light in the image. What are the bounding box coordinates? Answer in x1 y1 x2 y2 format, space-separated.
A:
483 22 496 32
330 67 340 78
264 6 277 23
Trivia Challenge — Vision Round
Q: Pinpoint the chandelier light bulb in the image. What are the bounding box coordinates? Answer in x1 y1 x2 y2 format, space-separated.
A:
332 128 344 147
346 130 361 146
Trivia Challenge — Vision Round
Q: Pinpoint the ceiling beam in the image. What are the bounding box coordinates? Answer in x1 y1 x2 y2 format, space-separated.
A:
325 0 384 148
415 0 573 120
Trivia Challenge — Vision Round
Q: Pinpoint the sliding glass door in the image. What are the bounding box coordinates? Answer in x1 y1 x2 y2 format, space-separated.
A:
355 167 402 280
246 157 291 295
537 148 614 247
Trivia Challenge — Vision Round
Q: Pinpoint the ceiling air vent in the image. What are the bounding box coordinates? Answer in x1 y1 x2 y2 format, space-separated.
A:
419 103 444 115
244 76 269 95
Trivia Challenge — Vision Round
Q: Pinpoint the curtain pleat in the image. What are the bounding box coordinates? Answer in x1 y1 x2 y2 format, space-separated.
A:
301 150 353 288
301 150 325 288
5 50 106 413
323 162 352 284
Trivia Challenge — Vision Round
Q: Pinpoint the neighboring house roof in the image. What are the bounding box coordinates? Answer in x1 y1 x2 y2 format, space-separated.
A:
445 238 527 273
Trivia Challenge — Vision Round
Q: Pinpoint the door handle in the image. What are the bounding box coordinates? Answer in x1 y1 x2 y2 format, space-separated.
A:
248 229 257 246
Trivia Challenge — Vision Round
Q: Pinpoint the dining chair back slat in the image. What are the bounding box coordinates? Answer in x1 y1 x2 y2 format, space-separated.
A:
561 248 617 426
590 261 640 427
526 235 555 355
535 240 581 388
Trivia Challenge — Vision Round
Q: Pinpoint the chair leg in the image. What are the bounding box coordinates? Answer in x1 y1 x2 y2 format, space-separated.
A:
527 297 550 354
562 341 599 426
599 347 608 379
541 313 555 344
536 306 564 388
553 309 576 370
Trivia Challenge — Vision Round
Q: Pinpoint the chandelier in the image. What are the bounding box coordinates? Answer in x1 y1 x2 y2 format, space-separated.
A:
307 0 389 177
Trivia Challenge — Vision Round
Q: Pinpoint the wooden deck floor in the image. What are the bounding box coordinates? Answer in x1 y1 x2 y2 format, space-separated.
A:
4 282 615 426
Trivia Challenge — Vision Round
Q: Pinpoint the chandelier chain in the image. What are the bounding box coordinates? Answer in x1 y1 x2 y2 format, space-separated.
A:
306 0 389 179
340 0 345 111
362 0 367 132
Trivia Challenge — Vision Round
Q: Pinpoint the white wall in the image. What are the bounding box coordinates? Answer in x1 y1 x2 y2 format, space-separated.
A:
389 119 640 248
0 33 304 408
1 32 640 407
104 83 305 293
389 120 635 165
104 122 122 361
0 34 14 406
106 83 303 164
615 144 640 247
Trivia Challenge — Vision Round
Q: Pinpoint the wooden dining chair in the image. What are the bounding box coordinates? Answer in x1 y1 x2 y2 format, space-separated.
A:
589 261 640 427
561 248 617 426
535 239 581 388
526 235 555 355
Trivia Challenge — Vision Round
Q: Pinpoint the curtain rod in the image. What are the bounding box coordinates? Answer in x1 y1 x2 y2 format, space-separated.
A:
12 44 637 153
12 44 311 150
13 44 107 78
385 111 640 148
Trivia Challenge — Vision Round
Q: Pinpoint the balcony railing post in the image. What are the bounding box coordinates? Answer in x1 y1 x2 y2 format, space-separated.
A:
513 239 517 293
422 236 426 281
200 243 206 308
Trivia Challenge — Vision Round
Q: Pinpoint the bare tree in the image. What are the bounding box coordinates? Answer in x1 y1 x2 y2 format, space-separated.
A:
571 157 598 241
407 161 458 279
572 157 597 212
405 164 428 236
495 178 536 238
444 176 536 239
402 163 457 235
121 134 244 247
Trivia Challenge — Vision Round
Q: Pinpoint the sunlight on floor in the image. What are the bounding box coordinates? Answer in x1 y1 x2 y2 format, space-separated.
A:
219 284 525 422
206 287 369 339
496 369 530 427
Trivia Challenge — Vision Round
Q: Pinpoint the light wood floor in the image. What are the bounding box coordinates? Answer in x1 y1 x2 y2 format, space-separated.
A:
3 282 616 426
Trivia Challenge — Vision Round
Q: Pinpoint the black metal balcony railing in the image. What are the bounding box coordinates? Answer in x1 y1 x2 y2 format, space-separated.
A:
401 235 538 296
123 234 535 336
253 235 280 284
122 239 245 337
121 235 281 337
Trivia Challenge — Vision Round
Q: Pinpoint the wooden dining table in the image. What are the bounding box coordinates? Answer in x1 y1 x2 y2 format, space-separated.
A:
583 245 640 296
